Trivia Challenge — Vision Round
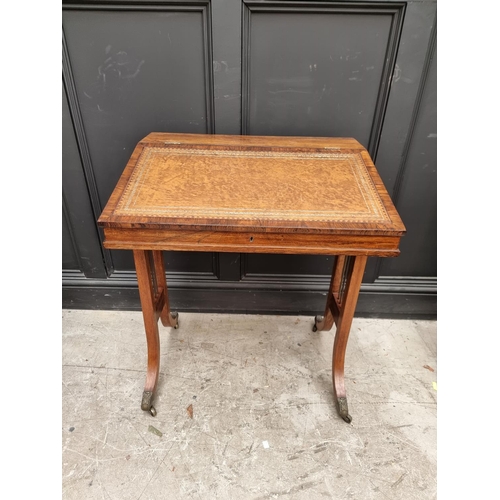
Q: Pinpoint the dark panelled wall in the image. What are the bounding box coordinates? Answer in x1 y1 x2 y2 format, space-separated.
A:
62 0 437 318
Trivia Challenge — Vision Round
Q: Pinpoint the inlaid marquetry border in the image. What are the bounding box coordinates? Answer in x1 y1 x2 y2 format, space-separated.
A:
113 145 391 223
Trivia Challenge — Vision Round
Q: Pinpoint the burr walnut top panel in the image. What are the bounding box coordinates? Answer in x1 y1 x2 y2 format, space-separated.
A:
99 133 405 235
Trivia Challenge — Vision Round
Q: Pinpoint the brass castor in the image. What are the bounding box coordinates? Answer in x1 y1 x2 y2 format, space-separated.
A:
171 311 179 329
338 397 352 424
312 315 324 332
342 414 352 424
142 391 156 415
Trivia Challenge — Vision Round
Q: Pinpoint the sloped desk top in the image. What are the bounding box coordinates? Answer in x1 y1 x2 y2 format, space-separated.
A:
99 133 405 256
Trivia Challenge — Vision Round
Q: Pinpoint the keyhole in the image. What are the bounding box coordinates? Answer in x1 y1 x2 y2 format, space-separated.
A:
250 236 254 242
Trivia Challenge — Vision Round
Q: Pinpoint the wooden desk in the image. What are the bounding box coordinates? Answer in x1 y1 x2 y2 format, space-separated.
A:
98 133 405 422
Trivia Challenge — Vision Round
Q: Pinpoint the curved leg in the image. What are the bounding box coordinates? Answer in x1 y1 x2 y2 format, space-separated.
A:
134 250 171 417
331 255 367 423
152 251 179 329
134 250 179 415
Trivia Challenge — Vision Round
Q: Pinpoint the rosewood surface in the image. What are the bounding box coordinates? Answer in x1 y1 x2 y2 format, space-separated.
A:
98 132 405 422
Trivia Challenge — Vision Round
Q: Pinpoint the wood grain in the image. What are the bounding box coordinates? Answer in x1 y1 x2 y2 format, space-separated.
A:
133 250 161 407
97 133 406 421
114 145 389 223
98 133 405 241
331 255 367 414
102 228 401 256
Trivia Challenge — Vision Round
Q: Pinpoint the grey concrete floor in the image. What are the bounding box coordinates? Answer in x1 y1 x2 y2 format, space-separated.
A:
62 310 437 500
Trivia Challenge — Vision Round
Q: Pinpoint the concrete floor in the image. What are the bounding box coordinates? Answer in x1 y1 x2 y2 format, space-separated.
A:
62 310 437 499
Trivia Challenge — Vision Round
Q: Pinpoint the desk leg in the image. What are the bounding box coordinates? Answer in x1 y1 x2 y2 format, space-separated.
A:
313 256 346 332
134 250 178 417
152 251 179 329
313 255 367 423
